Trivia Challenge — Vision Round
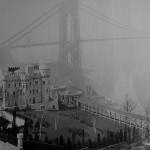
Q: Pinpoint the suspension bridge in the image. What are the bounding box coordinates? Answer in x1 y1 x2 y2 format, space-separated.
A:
0 0 150 67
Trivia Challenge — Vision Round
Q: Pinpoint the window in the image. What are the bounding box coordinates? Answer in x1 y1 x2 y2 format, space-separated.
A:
78 102 81 108
41 105 45 110
49 96 53 101
75 96 78 99
53 105 55 110
30 90 32 94
33 89 34 93
19 82 21 87
46 88 48 93
35 81 38 85
33 97 35 104
36 89 38 93
43 81 45 85
14 83 16 87
8 84 10 88
13 92 15 97
26 83 28 90
23 85 25 88
62 95 64 100
7 92 9 96
72 97 74 102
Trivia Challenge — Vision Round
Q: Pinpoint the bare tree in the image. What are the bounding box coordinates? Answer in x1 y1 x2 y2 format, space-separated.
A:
122 95 137 112
144 103 150 143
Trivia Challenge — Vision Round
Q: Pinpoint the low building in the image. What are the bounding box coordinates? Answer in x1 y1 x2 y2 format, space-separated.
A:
50 85 66 98
58 90 82 108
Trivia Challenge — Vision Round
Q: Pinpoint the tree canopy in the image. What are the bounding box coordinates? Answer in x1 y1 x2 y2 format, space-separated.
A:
122 95 137 112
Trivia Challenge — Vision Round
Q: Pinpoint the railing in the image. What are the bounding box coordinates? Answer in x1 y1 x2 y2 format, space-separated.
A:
79 104 147 130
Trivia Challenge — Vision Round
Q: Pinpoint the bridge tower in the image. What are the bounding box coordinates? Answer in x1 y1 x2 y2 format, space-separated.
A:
59 0 81 67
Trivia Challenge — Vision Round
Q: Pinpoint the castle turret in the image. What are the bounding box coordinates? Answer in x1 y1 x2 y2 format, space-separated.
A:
39 62 50 77
39 62 51 102
25 65 34 77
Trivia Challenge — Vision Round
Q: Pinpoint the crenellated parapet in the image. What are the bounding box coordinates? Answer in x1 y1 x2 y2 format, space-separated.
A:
8 66 20 73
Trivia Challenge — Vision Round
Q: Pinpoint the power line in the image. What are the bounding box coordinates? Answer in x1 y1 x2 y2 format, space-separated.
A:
0 2 61 47
80 2 150 36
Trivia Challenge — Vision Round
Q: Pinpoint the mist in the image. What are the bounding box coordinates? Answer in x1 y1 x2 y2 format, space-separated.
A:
1 0 150 115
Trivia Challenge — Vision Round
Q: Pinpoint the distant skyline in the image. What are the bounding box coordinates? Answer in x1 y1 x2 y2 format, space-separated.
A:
1 0 150 114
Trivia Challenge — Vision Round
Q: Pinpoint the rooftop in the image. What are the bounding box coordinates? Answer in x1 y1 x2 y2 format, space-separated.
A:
50 85 66 91
59 90 82 96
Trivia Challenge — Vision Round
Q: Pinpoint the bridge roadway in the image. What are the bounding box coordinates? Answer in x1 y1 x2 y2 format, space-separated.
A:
76 98 147 137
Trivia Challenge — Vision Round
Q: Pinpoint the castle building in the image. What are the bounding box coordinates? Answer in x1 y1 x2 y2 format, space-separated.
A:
0 62 53 110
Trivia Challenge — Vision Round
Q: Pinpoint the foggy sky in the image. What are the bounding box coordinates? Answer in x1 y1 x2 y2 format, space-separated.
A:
1 0 150 114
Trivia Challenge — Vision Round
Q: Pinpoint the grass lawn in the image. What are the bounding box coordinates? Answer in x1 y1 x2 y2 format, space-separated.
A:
21 109 125 142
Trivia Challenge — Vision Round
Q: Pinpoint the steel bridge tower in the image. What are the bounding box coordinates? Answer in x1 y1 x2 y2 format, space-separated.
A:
59 0 81 67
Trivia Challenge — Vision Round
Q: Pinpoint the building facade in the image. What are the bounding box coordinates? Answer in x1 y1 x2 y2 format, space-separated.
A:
0 62 55 110
58 90 82 108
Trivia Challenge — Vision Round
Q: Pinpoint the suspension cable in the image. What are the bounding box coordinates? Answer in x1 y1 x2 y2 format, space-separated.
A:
6 8 60 47
80 2 150 36
0 2 61 47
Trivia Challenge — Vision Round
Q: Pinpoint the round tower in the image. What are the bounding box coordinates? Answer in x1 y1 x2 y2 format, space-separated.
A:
39 62 50 77
39 62 51 102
